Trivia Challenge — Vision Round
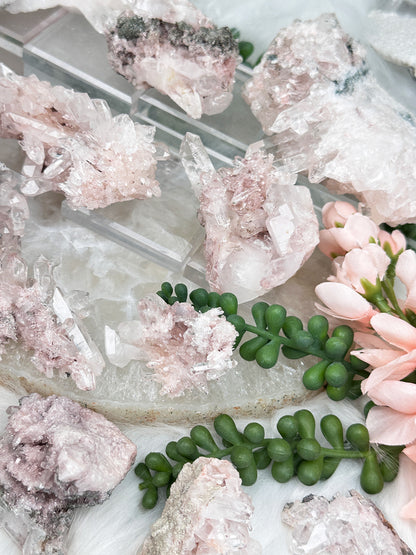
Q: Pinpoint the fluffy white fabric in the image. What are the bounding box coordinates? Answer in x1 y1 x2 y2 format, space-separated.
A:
1 388 415 554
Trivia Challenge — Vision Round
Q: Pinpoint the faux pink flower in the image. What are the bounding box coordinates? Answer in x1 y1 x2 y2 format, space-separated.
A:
321 201 357 228
396 249 416 313
378 229 406 255
355 313 416 395
328 244 390 295
315 282 377 327
318 213 380 258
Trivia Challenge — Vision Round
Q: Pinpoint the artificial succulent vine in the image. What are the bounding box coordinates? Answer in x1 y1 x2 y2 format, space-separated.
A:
136 410 403 509
157 282 370 402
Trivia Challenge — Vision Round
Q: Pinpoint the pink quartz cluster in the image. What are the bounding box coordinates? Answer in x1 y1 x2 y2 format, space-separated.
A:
106 5 240 119
0 254 105 390
140 457 260 554
105 293 237 397
282 491 412 554
243 14 416 226
0 64 162 209
0 393 137 552
180 134 319 302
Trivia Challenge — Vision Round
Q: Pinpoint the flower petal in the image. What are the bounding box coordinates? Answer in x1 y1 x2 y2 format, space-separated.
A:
365 380 416 413
400 497 416 521
403 443 416 464
353 331 394 350
370 313 416 352
315 282 376 321
366 406 416 445
351 348 402 368
361 350 416 393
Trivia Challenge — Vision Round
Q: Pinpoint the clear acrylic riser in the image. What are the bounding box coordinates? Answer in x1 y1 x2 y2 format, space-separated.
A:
0 8 65 57
23 11 264 166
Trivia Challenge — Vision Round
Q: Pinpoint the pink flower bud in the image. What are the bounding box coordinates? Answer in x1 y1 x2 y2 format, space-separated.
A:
322 201 357 229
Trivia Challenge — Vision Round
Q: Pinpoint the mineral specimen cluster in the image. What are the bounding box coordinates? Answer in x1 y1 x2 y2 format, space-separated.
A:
1 0 241 119
0 393 137 554
0 64 162 209
140 457 260 554
282 491 413 554
0 166 105 390
105 292 237 397
243 13 416 226
180 133 319 302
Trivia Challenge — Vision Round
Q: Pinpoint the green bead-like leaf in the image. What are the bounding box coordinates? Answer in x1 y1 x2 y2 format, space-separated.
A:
325 337 348 361
141 485 158 509
165 441 188 463
331 325 354 350
244 422 265 444
145 452 172 472
239 40 254 61
297 457 323 485
134 462 151 481
303 360 329 390
290 330 314 350
320 415 344 449
255 339 280 368
220 292 238 316
325 362 348 387
161 282 173 298
207 291 221 307
267 438 292 462
294 410 316 439
296 438 322 461
283 316 303 338
190 288 209 308
360 450 384 494
239 336 268 361
214 414 243 445
174 283 188 302
265 304 287 334
271 457 294 482
190 425 218 452
231 445 254 469
176 437 199 459
277 415 298 440
251 302 269 329
346 424 370 452
238 458 258 486
253 447 271 469
307 315 329 343
281 345 305 359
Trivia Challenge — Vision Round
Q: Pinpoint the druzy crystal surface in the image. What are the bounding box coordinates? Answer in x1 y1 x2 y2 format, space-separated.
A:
243 13 416 226
106 293 237 398
0 64 162 210
282 490 412 554
106 5 240 119
180 133 319 302
0 393 137 554
140 457 260 554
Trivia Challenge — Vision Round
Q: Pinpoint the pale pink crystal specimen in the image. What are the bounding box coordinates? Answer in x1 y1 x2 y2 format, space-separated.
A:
140 457 260 555
243 13 416 226
105 293 237 397
0 254 105 390
180 133 319 302
282 490 412 554
106 6 240 119
0 393 137 554
0 63 162 209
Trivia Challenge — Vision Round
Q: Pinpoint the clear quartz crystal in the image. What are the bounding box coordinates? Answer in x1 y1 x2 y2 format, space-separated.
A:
282 491 413 555
0 393 137 555
0 64 162 210
140 457 261 554
243 13 416 226
180 133 319 302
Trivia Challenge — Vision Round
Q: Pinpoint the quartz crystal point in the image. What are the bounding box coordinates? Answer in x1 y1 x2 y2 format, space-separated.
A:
1 1 241 119
282 490 413 554
105 293 238 397
0 63 162 210
140 457 260 555
180 133 319 302
367 11 416 78
243 13 416 226
0 393 137 554
0 164 29 241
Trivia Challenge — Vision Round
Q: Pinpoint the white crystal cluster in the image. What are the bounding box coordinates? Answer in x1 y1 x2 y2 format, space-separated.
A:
243 13 416 226
180 133 319 302
0 393 137 553
106 293 237 398
0 64 162 210
282 490 412 554
140 457 260 554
